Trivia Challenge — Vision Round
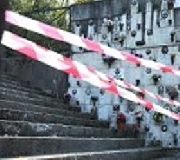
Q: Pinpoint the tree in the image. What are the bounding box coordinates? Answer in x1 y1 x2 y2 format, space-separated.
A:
7 0 70 56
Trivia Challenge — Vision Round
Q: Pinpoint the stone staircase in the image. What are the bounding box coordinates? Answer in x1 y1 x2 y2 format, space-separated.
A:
0 74 179 159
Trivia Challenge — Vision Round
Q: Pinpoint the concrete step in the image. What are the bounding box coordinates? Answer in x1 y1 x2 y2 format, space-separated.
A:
0 86 64 105
0 74 40 90
0 91 81 113
0 80 52 97
0 82 60 102
153 148 180 160
2 148 166 160
0 108 108 128
0 120 138 138
0 99 92 120
0 73 30 84
0 137 145 158
154 157 180 160
0 120 137 138
0 82 57 99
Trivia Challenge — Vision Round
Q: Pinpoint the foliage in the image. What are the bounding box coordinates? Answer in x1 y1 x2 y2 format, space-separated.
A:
7 0 70 57
74 0 94 4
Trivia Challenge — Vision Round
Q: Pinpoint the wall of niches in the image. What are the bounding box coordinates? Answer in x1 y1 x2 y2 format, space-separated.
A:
69 0 180 148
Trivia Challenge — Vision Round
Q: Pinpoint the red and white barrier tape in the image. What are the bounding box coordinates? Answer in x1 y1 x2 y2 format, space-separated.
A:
2 31 180 121
5 10 180 77
114 79 180 107
6 10 180 109
90 69 180 108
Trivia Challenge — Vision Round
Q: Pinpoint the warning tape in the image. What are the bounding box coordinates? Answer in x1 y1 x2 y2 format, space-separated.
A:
2 31 180 121
5 10 180 77
114 79 180 107
6 10 180 109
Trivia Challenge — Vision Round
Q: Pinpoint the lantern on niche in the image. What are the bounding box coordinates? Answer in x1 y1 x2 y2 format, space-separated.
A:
144 125 150 132
174 120 178 126
166 86 178 100
146 49 151 55
76 81 81 87
88 19 93 26
158 85 164 95
114 34 119 41
161 45 169 54
173 133 178 146
102 34 107 40
157 20 160 27
130 48 136 54
72 89 77 95
127 101 135 112
135 111 143 127
76 100 80 106
118 35 126 47
107 18 114 33
146 68 152 74
63 92 71 104
138 54 143 58
168 19 172 26
178 84 180 90
171 54 176 65
127 21 131 31
161 124 168 132
152 74 161 85
115 68 120 75
119 23 124 31
137 23 141 30
90 95 99 106
102 54 116 68
100 89 105 95
131 30 136 37
170 31 175 42
147 29 153 36
135 79 140 86
153 112 163 123
76 22 80 27
113 104 120 111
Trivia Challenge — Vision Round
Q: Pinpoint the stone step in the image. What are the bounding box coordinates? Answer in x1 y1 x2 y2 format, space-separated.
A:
0 120 137 138
2 147 166 160
154 157 180 160
153 148 180 160
0 137 145 158
0 75 47 95
0 75 60 99
0 91 81 113
0 82 60 101
0 99 92 120
0 108 108 128
0 74 40 90
0 86 64 105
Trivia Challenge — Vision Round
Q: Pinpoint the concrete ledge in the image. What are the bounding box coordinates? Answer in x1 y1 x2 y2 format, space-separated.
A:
0 108 108 128
2 148 165 160
0 137 144 158
0 120 126 138
0 99 91 120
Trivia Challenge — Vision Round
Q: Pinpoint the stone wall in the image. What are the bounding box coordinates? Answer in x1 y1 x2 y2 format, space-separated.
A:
0 56 68 98
68 0 180 148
